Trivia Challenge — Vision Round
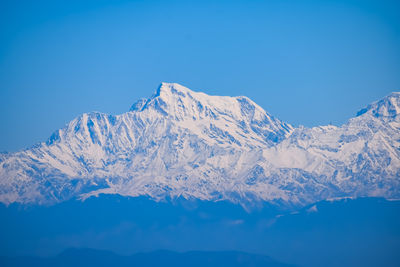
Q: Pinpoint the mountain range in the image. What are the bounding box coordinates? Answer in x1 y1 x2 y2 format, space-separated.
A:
0 83 399 208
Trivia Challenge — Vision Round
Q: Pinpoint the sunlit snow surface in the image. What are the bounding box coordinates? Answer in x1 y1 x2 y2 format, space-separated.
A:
0 83 399 208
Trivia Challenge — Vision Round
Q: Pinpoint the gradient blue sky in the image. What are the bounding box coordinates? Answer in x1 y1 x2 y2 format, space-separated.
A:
1 0 399 152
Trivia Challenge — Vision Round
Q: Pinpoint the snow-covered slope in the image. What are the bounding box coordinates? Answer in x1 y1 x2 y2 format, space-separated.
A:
0 83 399 208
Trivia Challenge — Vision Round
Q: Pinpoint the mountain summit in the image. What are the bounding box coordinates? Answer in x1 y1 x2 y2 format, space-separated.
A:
0 83 399 208
356 92 400 118
128 82 293 145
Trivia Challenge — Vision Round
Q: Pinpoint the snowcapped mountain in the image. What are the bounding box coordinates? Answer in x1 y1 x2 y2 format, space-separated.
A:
0 83 399 208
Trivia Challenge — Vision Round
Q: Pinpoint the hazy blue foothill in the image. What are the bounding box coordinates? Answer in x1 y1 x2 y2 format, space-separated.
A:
0 249 296 267
0 195 399 267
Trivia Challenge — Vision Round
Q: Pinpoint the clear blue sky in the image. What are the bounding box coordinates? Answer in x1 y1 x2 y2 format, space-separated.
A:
1 0 399 152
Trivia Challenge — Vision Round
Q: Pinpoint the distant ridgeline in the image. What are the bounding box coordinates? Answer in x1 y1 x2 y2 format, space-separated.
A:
0 83 399 208
0 249 295 267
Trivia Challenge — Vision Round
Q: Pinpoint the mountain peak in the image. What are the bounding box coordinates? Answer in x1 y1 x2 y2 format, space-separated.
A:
129 83 191 112
356 92 400 118
125 83 292 149
128 83 291 131
155 82 192 97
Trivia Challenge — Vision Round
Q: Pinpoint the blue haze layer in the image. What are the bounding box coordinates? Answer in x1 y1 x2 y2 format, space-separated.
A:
1 196 399 267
